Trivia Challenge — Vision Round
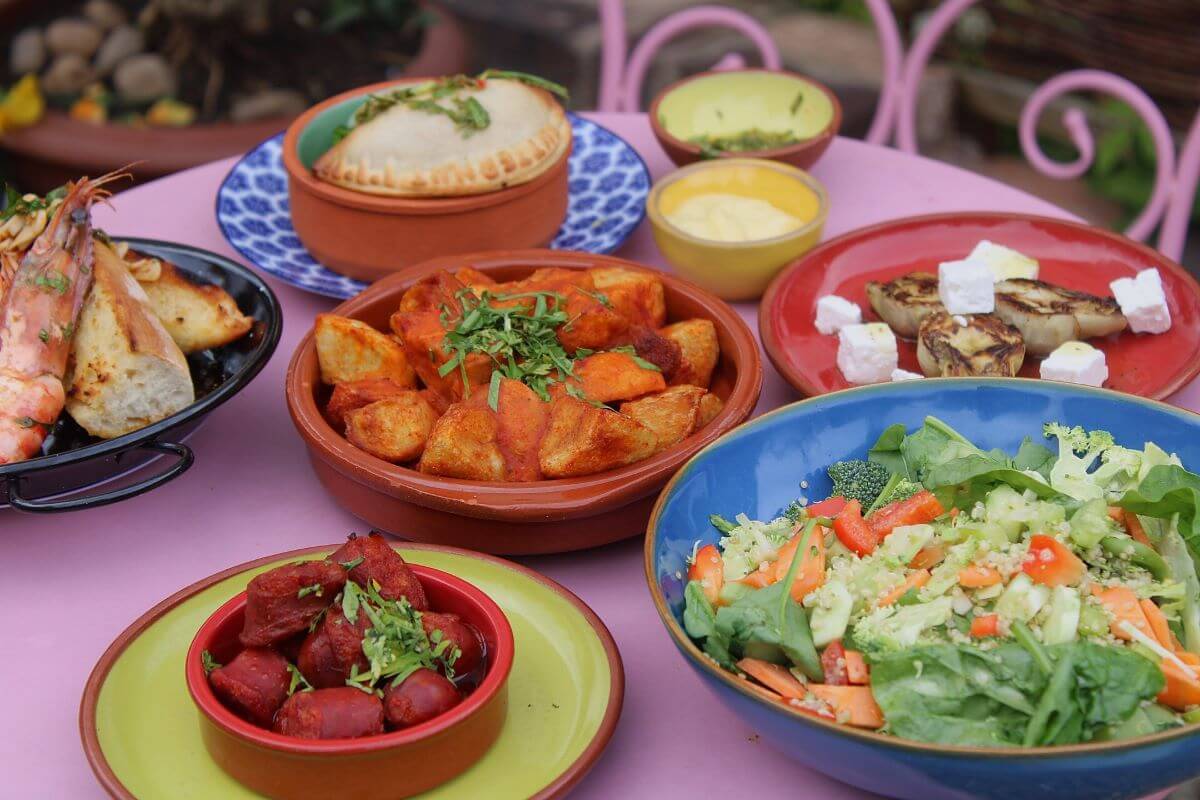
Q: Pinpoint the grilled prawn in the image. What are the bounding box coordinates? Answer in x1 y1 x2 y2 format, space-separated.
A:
0 173 121 465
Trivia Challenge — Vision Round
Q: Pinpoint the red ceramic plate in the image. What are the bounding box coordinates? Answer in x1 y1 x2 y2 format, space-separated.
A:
760 212 1200 399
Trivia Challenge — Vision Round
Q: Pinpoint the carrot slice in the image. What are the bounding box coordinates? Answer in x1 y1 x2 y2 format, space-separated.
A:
688 544 724 605
1092 586 1155 642
844 649 870 685
1108 507 1152 546
773 525 827 602
1177 651 1200 666
970 614 1001 638
909 543 946 570
807 685 885 729
739 568 773 589
737 658 806 700
878 569 931 606
1141 599 1176 650
1158 659 1200 710
958 565 1003 588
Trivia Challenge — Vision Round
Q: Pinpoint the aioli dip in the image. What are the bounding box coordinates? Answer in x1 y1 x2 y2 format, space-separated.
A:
665 193 804 242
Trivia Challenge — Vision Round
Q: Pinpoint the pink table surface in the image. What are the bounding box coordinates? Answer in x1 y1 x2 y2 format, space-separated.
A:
3 112 1194 800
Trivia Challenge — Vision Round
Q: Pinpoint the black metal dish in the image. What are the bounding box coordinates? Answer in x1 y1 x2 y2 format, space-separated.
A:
0 238 282 513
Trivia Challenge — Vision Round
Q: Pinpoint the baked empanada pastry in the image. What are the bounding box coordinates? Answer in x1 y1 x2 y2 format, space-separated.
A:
315 76 572 198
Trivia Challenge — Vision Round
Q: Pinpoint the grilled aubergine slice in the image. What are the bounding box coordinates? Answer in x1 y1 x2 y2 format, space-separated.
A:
917 312 1025 377
993 279 1126 357
865 272 944 339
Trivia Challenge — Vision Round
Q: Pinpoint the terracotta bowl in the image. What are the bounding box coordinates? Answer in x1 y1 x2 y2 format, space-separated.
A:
649 69 842 170
285 249 764 555
281 79 570 284
185 563 514 800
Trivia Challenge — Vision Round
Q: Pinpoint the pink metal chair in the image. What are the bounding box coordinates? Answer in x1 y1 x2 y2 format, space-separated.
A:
595 0 904 146
889 0 1198 260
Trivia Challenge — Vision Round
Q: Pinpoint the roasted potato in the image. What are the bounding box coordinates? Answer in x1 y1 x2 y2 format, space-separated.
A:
556 288 630 353
344 393 438 463
391 309 490 402
619 325 681 376
137 258 254 354
315 314 417 387
538 395 657 478
573 351 666 403
418 402 506 481
660 318 719 388
619 385 706 453
697 392 724 427
590 267 666 328
326 378 415 430
490 378 551 481
398 271 467 314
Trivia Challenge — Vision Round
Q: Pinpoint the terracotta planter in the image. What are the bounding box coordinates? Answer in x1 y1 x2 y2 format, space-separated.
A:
284 249 764 555
0 4 469 193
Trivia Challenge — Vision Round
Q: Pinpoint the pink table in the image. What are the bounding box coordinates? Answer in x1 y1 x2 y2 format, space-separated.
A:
5 112 1196 799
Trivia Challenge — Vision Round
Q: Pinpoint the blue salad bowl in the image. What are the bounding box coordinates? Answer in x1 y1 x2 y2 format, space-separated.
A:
646 378 1200 800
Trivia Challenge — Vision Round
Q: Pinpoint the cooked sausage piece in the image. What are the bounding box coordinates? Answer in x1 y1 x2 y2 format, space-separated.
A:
240 560 347 647
208 647 291 727
384 668 461 729
273 687 385 739
421 612 484 676
331 532 427 609
297 607 370 689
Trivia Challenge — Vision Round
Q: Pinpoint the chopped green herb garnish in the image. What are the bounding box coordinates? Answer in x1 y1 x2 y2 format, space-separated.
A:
790 91 805 115
38 328 49 344
689 128 803 156
479 69 569 101
34 271 70 295
61 322 74 339
15 417 36 429
286 663 313 695
487 369 503 411
331 124 351 144
339 556 365 571
1 184 66 222
297 583 324 599
611 345 662 372
201 650 221 674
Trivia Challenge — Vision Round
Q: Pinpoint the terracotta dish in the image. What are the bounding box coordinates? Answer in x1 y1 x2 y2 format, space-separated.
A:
282 79 570 283
286 250 762 554
186 559 513 800
649 69 842 170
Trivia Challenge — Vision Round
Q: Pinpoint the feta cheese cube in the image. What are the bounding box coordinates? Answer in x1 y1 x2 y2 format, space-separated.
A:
836 323 898 384
938 259 995 314
1039 341 1108 387
968 240 1040 282
1110 268 1171 334
814 295 862 335
891 368 924 382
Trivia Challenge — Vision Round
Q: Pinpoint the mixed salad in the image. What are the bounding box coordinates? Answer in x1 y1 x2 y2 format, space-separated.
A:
682 417 1200 747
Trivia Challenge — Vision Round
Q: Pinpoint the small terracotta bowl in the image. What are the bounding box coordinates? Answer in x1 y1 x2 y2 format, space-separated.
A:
284 249 763 555
649 69 842 170
185 564 514 800
281 78 571 284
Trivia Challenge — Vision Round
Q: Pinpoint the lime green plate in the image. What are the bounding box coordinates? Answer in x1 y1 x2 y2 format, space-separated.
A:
81 545 623 799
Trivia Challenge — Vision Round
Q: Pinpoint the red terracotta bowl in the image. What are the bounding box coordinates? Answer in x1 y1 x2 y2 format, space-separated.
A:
185 563 514 800
284 249 764 555
649 69 842 170
281 79 570 284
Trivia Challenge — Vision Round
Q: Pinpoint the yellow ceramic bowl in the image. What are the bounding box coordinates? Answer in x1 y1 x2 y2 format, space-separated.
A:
647 158 828 301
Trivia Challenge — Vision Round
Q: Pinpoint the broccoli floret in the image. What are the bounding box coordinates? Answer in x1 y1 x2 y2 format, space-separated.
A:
782 500 806 524
873 474 922 510
827 459 891 507
1043 423 1116 501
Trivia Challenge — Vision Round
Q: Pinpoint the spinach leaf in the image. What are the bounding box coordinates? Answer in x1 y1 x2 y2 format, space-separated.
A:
710 521 825 680
923 454 1060 499
1013 438 1057 480
1118 464 1200 562
682 580 733 668
869 641 1163 747
867 423 911 478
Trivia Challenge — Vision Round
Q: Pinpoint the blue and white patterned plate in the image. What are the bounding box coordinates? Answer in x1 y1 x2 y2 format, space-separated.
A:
215 114 651 300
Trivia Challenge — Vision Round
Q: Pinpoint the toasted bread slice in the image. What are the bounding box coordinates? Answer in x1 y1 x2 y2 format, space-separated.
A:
135 256 253 354
993 279 1126 357
916 312 1025 377
65 241 195 438
865 272 944 339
